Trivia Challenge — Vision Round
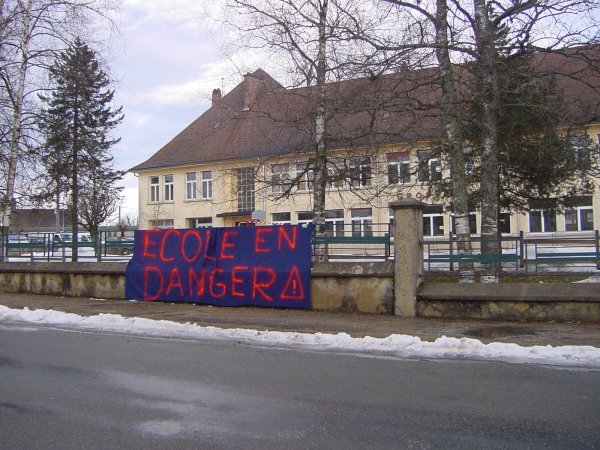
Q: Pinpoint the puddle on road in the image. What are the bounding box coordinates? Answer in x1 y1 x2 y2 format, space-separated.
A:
464 326 537 339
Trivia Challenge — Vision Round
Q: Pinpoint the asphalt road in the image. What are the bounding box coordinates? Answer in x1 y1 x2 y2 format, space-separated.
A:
1 322 599 449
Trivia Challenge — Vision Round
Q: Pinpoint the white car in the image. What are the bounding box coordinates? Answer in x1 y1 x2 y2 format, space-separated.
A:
53 233 92 243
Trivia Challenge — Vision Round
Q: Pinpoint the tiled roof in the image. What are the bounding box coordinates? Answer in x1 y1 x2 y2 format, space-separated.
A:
131 47 600 172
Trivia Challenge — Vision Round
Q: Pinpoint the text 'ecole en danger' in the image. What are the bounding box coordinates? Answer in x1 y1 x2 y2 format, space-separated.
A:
125 224 313 309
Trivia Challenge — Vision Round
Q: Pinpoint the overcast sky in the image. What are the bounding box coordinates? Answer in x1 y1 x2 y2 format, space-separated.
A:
110 0 239 219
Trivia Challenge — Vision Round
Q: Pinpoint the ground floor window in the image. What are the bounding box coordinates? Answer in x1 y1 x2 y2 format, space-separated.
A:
351 208 373 237
564 196 594 231
150 219 174 229
297 211 313 226
187 217 212 228
565 208 594 231
324 210 344 236
529 210 557 232
499 210 511 234
298 209 345 236
451 213 477 235
271 212 291 225
528 199 557 233
423 205 444 236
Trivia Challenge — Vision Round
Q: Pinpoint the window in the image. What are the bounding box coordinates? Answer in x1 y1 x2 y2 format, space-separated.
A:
387 153 411 184
298 209 345 236
423 205 444 236
565 208 594 231
149 176 160 203
150 219 174 229
188 217 212 228
297 211 313 225
349 157 371 187
327 162 344 189
272 212 291 225
237 168 255 212
324 210 345 236
271 163 289 194
164 174 174 202
464 146 475 177
296 164 314 191
202 171 212 199
418 151 442 183
565 196 593 231
529 210 557 233
499 211 511 234
451 213 477 235
185 172 197 200
529 199 557 233
351 208 373 237
568 134 592 171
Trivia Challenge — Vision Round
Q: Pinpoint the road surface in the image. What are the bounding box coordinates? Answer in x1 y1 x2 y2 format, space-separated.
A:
1 322 599 449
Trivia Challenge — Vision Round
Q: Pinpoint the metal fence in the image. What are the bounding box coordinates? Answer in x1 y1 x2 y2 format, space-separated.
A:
3 227 600 278
1 231 134 262
311 223 392 261
424 231 600 277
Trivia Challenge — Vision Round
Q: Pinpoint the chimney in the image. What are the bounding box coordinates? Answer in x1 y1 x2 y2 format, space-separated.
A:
243 73 264 110
212 88 221 106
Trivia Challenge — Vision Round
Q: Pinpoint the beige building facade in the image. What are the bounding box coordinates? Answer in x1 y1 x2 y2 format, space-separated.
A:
135 124 600 237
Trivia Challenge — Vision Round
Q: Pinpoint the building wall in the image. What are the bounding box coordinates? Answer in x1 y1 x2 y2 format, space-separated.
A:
136 125 600 235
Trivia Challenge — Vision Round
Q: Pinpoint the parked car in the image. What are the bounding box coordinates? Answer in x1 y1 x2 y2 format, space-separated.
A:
7 235 30 244
27 235 48 245
105 236 134 255
53 232 92 243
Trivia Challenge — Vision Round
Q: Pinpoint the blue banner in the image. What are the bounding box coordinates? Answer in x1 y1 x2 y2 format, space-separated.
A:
125 225 313 308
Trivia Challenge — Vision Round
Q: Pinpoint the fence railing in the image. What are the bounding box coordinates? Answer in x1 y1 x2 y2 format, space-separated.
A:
311 223 392 261
3 227 600 277
1 232 134 262
424 231 600 277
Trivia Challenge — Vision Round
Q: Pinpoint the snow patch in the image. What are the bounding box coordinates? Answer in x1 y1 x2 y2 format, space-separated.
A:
1 305 599 367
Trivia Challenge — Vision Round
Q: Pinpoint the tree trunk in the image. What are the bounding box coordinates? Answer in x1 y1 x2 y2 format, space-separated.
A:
312 0 328 262
435 0 474 282
474 0 500 282
71 100 80 262
1 0 32 240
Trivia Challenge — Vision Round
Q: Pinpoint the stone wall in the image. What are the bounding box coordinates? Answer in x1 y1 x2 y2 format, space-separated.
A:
311 262 394 314
418 283 600 323
0 262 395 314
0 262 127 299
1 262 599 322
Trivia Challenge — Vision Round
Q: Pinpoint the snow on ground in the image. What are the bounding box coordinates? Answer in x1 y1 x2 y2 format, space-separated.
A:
7 249 131 262
1 305 599 368
574 275 600 283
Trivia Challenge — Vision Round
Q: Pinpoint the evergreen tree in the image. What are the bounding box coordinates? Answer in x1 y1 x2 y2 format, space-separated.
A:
39 37 123 261
466 55 597 212
429 54 597 220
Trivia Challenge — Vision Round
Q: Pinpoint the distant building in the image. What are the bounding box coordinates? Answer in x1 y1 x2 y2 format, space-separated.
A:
10 209 69 234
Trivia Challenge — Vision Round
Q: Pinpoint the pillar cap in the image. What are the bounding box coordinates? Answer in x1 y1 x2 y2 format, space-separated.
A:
389 198 426 210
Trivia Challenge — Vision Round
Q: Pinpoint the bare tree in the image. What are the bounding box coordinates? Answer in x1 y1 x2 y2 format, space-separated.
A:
467 0 599 281
0 0 118 255
376 0 475 281
222 0 390 253
379 0 599 281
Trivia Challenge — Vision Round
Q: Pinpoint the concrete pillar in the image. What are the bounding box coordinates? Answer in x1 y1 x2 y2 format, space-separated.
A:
390 198 425 317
